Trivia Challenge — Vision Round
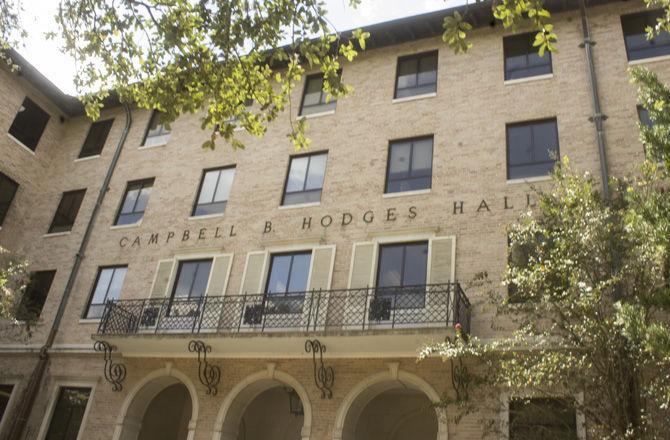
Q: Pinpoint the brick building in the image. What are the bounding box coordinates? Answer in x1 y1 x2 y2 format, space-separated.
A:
0 1 668 439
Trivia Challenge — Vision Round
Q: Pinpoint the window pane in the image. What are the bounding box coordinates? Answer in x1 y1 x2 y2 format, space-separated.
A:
266 255 292 294
287 253 311 293
302 76 324 107
389 142 412 178
190 261 212 298
286 157 309 193
283 191 321 206
198 170 219 204
107 268 127 302
134 186 151 213
377 245 404 287
622 11 670 60
0 173 18 226
505 33 552 80
174 262 198 298
120 188 140 214
213 168 235 202
8 97 50 151
417 54 437 86
18 270 56 319
49 190 86 233
79 119 113 158
305 154 327 190
411 138 433 176
507 124 534 166
90 269 113 305
45 387 91 440
532 121 559 162
0 384 13 422
193 201 226 216
638 106 653 127
403 243 428 285
396 58 418 90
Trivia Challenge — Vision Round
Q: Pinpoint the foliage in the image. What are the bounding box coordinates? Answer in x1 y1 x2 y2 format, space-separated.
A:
0 0 25 68
0 246 30 325
419 68 670 439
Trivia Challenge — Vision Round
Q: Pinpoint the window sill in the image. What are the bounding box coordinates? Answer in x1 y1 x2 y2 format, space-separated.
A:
504 73 554 86
78 318 101 324
506 175 552 185
74 154 101 163
43 231 71 238
392 92 437 104
110 221 142 230
382 189 431 198
188 213 225 221
6 133 36 155
139 141 168 150
297 109 336 120
628 54 670 66
278 201 321 210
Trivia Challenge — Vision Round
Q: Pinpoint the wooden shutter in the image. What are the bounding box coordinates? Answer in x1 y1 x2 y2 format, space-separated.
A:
150 260 175 298
206 254 233 296
348 242 375 288
429 236 456 284
308 246 336 291
239 251 268 295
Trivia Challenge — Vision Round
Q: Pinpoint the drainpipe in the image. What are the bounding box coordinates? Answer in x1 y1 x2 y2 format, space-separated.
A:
7 103 133 440
579 0 610 199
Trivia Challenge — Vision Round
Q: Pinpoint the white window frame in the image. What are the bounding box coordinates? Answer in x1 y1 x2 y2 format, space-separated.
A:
36 378 97 440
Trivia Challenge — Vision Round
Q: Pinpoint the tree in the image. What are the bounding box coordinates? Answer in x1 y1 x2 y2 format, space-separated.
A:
419 68 670 439
0 246 31 326
0 0 24 67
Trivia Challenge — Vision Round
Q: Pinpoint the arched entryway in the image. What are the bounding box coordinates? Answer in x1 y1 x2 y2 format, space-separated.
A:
214 364 312 440
113 367 199 440
333 365 447 440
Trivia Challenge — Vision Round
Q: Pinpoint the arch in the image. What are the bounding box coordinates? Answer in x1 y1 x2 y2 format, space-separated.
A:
332 366 447 440
213 364 312 440
113 365 200 440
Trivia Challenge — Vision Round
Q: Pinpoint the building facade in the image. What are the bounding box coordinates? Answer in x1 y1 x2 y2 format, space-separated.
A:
0 1 668 439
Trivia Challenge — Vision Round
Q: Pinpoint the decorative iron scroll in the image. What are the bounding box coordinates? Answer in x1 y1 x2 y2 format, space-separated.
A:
93 340 126 392
305 339 334 399
188 340 221 395
449 356 471 402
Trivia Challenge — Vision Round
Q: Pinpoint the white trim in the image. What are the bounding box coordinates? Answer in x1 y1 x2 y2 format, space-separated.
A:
382 188 431 198
188 213 224 221
392 92 437 104
628 54 670 66
42 231 71 238
78 318 101 324
504 73 554 86
110 221 142 230
138 141 168 150
297 109 336 120
149 259 176 298
278 201 321 210
6 133 37 155
36 379 98 440
0 378 20 436
73 154 101 163
506 175 552 185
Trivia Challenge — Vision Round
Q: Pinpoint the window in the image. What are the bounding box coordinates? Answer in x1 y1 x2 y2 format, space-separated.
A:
509 398 577 440
637 105 653 128
44 387 91 440
193 167 235 216
141 110 171 147
506 118 559 180
385 136 433 194
17 270 56 320
622 10 670 61
504 32 553 81
78 119 114 158
264 252 311 313
48 189 86 234
8 97 50 151
84 266 127 319
394 51 438 99
299 74 337 116
376 241 428 309
115 178 154 225
0 384 13 425
282 152 327 206
171 259 212 300
0 172 19 227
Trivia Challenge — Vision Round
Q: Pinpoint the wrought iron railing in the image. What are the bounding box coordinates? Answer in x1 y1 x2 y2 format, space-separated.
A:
97 283 471 336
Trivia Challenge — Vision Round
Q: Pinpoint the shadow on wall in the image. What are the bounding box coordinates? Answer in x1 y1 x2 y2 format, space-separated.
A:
238 386 304 440
137 383 192 440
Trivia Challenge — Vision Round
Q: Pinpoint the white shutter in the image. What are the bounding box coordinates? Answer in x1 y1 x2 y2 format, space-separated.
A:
348 242 376 289
150 260 175 298
308 246 336 291
206 254 233 296
239 251 268 295
429 236 456 284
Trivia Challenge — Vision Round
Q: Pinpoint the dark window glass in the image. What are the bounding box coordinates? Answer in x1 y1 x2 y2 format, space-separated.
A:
141 110 171 147
45 387 91 440
171 260 212 300
507 118 559 180
85 266 127 319
299 74 337 116
385 136 433 193
509 398 578 440
0 384 13 424
193 167 235 216
264 252 311 313
394 51 438 99
8 97 50 151
0 172 19 227
504 32 553 80
17 270 56 320
376 242 428 309
115 179 154 225
621 10 670 61
638 105 653 128
48 189 86 234
78 119 114 158
282 153 327 206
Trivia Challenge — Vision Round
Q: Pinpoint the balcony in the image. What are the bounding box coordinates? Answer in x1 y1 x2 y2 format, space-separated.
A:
95 284 469 358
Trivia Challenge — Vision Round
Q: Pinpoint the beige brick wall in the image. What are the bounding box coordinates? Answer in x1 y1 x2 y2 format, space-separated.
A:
0 1 669 439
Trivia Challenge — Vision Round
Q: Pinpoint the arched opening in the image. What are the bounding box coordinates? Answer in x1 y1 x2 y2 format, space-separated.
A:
137 383 192 440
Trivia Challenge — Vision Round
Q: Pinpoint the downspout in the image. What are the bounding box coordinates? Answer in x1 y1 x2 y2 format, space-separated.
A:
7 103 133 440
579 0 610 199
